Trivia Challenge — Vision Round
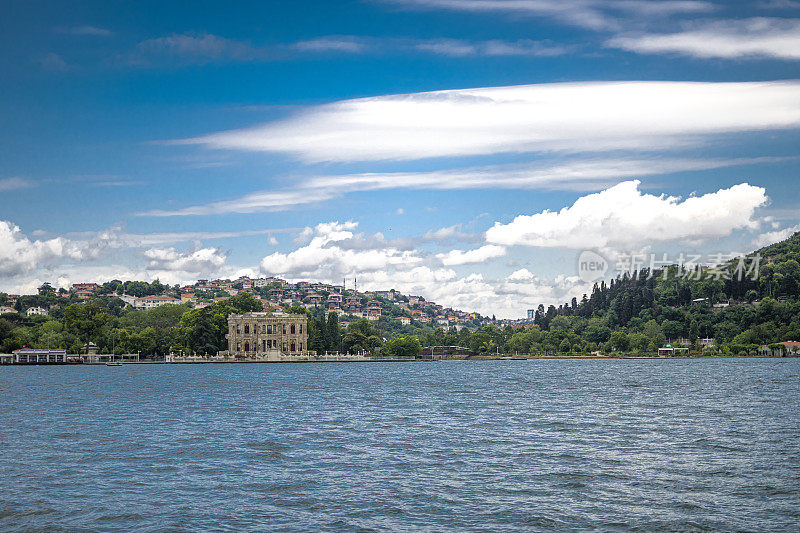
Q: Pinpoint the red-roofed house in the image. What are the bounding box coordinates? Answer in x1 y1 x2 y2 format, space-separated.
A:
759 341 800 357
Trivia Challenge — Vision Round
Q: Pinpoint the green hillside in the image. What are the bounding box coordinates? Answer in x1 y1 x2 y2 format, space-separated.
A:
527 232 800 354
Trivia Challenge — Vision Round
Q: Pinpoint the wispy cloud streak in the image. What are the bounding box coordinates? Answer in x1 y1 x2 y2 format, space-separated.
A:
140 156 784 216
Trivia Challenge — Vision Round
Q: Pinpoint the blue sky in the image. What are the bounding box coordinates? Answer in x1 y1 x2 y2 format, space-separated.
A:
1 0 799 317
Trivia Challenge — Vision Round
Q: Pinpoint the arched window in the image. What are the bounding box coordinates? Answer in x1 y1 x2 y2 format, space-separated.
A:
244 342 249 352
290 324 296 334
244 325 249 334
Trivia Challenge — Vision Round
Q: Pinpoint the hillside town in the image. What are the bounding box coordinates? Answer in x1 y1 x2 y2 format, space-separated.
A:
0 275 493 331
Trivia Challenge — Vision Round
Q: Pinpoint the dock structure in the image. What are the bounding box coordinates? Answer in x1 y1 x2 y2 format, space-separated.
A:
12 349 73 364
3 350 141 365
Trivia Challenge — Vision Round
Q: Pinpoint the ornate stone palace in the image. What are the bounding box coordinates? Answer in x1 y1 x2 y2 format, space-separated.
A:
227 312 309 357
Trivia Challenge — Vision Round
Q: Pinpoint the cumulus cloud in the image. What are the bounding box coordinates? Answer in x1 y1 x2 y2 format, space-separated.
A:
437 245 507 265
355 265 592 318
0 220 86 277
179 81 800 163
608 18 800 59
252 219 594 317
486 180 769 251
143 246 228 273
260 221 422 281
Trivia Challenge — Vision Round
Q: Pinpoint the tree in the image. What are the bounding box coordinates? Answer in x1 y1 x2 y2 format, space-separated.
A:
38 282 56 296
342 319 382 354
326 312 341 352
64 300 110 354
610 331 630 352
382 336 421 357
661 320 684 341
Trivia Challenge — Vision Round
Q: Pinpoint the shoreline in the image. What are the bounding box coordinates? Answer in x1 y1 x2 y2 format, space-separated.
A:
1 354 794 366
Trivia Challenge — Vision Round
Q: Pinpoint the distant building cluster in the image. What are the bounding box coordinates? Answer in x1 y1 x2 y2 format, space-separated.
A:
0 275 492 332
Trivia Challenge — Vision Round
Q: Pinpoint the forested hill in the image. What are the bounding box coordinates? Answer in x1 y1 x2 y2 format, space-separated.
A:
529 232 800 354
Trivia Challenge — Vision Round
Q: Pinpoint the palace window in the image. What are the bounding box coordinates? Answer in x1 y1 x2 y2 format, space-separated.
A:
283 325 287 334
267 324 272 334
290 324 296 334
236 325 240 334
262 325 266 334
290 342 296 352
244 342 249 352
299 324 303 334
262 340 266 351
244 325 249 334
236 342 241 351
282 342 287 352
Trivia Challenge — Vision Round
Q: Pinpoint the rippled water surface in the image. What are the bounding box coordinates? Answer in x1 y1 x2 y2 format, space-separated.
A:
1 359 799 531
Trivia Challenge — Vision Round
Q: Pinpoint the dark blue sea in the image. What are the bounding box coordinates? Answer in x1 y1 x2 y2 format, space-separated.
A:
1 359 799 532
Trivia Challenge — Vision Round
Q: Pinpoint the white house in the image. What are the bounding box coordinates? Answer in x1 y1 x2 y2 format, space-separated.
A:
134 295 181 310
26 306 49 316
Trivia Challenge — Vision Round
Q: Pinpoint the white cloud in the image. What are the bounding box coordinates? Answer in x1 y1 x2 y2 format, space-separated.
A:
382 0 715 31
608 18 800 59
0 177 33 192
130 33 268 66
142 155 781 216
61 25 113 37
422 224 481 243
143 247 228 273
291 36 368 53
356 265 592 318
0 220 86 277
39 52 68 71
252 219 594 317
260 221 422 281
413 38 568 57
752 223 800 248
180 81 800 163
508 268 536 281
437 244 507 265
486 180 769 250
